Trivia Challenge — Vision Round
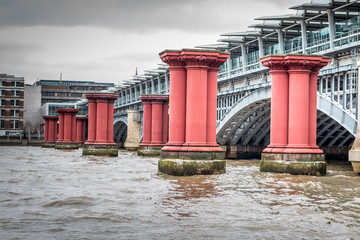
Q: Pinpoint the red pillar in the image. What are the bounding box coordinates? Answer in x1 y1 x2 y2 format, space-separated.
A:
84 93 118 146
151 101 163 144
162 101 168 144
82 119 86 142
86 99 96 144
76 118 83 143
207 54 228 148
44 118 49 142
58 113 64 142
107 101 115 144
56 109 79 144
159 51 186 149
43 116 59 143
140 99 152 145
96 99 108 144
260 56 289 152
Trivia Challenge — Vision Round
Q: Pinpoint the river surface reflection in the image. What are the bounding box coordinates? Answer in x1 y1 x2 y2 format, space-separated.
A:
1 146 360 239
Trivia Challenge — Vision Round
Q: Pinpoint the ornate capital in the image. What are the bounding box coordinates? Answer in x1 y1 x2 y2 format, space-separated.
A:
139 94 169 104
56 108 79 114
284 55 324 71
180 50 220 67
260 55 287 70
159 51 184 67
84 93 118 102
209 53 230 68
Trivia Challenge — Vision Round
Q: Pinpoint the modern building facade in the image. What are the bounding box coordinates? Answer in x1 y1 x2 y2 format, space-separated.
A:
0 74 25 137
34 79 115 105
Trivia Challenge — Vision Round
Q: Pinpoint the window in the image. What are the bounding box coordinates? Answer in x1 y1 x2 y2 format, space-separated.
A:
1 90 5 96
9 120 18 129
10 110 19 117
0 120 4 128
0 109 4 116
10 100 19 106
1 81 5 86
1 99 5 106
11 90 20 96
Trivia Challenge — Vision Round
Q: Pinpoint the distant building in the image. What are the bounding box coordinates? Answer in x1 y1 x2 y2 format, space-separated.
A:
33 79 115 105
0 74 25 137
23 84 42 135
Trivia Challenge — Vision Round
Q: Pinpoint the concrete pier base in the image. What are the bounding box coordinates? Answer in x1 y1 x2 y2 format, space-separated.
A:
42 142 56 148
349 149 360 174
158 159 226 176
55 142 79 150
82 144 118 157
138 145 163 157
260 152 326 176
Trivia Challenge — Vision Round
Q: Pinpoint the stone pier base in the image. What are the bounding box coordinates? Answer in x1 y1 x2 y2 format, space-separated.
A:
159 149 226 176
138 145 163 157
260 153 326 176
42 142 56 148
158 159 226 176
349 149 360 174
55 142 79 150
82 144 118 157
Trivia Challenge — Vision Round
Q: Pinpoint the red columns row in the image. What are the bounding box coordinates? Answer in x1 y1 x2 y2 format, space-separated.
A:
56 109 79 144
159 49 229 153
43 116 58 143
260 55 330 154
84 93 118 145
139 95 169 146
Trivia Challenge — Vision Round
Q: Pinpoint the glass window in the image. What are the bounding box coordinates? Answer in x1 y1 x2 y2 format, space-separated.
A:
1 99 5 106
10 100 19 106
1 81 5 86
1 90 5 96
0 120 4 128
0 109 4 116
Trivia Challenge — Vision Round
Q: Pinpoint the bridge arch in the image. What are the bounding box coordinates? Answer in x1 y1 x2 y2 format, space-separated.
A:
113 118 128 148
216 87 356 158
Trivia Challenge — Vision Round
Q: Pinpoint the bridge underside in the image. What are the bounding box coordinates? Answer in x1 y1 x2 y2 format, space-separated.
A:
113 121 127 148
217 99 355 160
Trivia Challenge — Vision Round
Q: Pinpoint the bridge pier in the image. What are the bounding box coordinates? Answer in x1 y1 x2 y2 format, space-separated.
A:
138 95 168 156
55 108 79 149
42 116 58 148
75 117 87 147
260 54 330 176
124 110 141 151
158 49 229 176
349 59 360 173
83 93 118 156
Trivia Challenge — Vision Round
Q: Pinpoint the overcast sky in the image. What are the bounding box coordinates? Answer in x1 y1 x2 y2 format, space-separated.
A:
0 0 305 85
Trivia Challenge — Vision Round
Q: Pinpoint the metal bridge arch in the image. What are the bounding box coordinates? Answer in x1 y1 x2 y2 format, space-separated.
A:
113 117 128 146
216 87 356 148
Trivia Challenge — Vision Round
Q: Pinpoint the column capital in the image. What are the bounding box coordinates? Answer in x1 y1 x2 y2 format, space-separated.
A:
284 54 324 71
139 94 169 104
43 116 59 120
84 93 118 102
180 49 219 67
260 55 287 71
56 108 79 114
159 50 184 67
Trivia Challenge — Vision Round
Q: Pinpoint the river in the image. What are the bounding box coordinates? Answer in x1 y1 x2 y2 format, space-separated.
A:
1 146 360 239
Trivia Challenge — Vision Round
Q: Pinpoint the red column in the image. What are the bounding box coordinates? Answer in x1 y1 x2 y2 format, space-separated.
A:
76 118 83 143
58 113 64 142
107 101 115 144
159 51 186 147
207 54 228 147
44 118 49 142
82 119 86 142
86 99 96 143
63 113 72 143
162 100 168 144
184 64 208 145
140 100 152 145
71 113 76 143
260 56 289 152
151 101 163 144
96 99 108 144
49 119 55 142
53 119 58 142
84 94 118 146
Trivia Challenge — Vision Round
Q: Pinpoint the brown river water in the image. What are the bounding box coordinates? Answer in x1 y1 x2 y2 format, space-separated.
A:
1 146 360 239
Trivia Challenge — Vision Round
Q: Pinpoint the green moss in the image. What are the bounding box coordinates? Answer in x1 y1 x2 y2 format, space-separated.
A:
260 160 326 176
158 159 226 176
82 148 118 157
55 144 78 150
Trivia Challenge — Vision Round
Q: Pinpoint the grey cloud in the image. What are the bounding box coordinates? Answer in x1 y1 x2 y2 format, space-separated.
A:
0 0 303 33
